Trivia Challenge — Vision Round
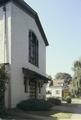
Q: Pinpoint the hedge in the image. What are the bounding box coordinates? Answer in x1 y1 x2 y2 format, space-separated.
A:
47 97 61 105
17 99 53 111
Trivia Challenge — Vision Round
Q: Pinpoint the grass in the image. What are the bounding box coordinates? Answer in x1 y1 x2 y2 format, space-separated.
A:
52 112 72 119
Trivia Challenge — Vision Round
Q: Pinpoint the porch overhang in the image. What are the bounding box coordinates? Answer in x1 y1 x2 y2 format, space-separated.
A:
22 68 51 83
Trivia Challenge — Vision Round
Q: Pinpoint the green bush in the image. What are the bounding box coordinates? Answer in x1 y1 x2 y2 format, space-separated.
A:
0 105 6 118
17 99 53 111
0 65 8 118
47 97 61 105
66 96 71 103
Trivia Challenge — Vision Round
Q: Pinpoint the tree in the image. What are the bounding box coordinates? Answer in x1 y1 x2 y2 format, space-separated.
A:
47 75 52 80
55 72 72 84
72 58 81 97
73 60 81 71
73 59 81 78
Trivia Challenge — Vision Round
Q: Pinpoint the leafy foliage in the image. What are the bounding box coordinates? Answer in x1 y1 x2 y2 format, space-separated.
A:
47 98 61 105
72 59 81 79
55 72 72 84
0 64 8 117
72 59 81 96
66 96 71 103
73 60 81 71
47 75 52 80
0 65 8 97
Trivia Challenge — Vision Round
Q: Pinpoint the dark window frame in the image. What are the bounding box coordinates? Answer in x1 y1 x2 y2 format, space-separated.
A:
29 30 39 67
24 79 29 93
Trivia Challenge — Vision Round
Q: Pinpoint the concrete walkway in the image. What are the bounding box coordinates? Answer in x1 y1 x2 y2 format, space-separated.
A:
70 98 81 120
59 98 81 120
8 109 57 120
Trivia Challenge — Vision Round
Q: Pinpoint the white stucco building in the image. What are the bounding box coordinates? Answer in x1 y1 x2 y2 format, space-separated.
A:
0 0 50 108
46 79 69 99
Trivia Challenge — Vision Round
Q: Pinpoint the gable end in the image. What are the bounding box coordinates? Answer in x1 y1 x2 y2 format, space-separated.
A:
0 0 49 46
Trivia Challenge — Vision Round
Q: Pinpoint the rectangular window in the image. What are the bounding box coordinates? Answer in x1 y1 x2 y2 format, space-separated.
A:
29 31 39 66
56 90 60 94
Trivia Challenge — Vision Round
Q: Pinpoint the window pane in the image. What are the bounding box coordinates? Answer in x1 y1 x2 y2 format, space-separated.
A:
29 31 38 66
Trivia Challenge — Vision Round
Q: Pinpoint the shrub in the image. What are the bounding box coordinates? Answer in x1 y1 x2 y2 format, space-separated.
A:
17 99 53 111
66 96 71 103
0 65 8 118
0 105 7 118
47 97 61 105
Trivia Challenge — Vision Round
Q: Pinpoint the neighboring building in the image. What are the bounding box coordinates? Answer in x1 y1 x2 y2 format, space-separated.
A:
0 0 50 108
46 79 69 99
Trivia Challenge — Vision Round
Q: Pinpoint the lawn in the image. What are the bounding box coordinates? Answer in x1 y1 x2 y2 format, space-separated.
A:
51 112 72 119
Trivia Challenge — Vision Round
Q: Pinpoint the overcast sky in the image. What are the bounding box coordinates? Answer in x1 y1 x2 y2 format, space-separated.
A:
25 0 81 78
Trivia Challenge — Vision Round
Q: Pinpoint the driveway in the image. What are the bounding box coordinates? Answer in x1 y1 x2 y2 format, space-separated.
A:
53 98 81 120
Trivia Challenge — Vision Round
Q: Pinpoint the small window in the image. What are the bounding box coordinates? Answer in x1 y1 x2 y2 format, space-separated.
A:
29 31 39 66
56 90 60 94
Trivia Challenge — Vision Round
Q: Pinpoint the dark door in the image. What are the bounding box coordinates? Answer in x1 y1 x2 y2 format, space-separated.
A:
29 81 37 99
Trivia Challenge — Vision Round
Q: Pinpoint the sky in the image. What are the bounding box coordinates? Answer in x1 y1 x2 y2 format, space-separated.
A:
25 0 81 78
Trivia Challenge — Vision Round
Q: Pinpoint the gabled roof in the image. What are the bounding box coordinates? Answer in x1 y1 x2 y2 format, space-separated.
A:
0 0 49 46
50 79 64 87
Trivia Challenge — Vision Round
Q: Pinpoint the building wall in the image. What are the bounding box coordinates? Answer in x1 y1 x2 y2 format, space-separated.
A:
0 3 11 64
0 3 11 108
0 7 4 63
0 2 47 108
10 3 46 107
46 86 63 99
0 3 11 109
51 86 62 98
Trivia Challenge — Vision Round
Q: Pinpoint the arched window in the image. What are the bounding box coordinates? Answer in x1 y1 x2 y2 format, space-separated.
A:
29 31 39 66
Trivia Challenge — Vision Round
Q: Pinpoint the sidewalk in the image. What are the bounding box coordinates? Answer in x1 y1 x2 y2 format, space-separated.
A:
59 99 81 120
7 109 57 120
59 114 81 120
7 108 81 120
